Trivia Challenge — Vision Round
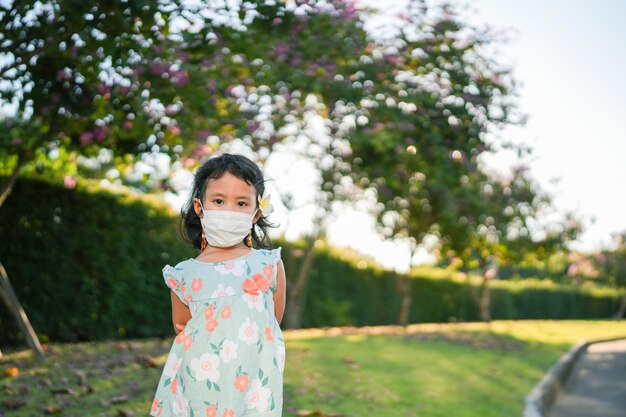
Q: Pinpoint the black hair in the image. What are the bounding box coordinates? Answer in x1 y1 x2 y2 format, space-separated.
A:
180 153 275 250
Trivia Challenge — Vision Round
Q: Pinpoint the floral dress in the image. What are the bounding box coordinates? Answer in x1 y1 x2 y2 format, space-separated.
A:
150 248 285 417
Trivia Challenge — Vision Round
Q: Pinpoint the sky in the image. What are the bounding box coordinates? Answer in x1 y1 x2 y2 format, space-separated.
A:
351 0 626 256
461 0 626 253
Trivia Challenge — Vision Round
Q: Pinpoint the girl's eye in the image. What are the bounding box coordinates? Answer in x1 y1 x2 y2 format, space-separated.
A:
214 199 224 205
237 201 248 207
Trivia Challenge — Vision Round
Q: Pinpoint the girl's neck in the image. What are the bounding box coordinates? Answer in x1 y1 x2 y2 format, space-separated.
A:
196 244 252 263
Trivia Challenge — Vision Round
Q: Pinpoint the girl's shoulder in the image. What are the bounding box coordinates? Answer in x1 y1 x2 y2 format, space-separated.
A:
246 247 282 268
163 247 281 274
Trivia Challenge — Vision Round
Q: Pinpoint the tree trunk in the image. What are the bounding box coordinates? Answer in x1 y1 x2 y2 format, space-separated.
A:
396 275 412 326
0 263 45 360
0 152 45 359
615 293 626 320
479 277 491 322
466 258 494 323
283 234 318 329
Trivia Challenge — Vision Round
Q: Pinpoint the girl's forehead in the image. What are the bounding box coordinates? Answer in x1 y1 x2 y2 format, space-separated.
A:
204 172 256 196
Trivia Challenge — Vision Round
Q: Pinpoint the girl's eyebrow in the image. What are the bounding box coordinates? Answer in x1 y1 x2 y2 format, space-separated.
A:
208 192 253 200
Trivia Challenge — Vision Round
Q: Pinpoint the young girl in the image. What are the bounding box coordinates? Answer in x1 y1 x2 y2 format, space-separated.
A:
151 153 286 417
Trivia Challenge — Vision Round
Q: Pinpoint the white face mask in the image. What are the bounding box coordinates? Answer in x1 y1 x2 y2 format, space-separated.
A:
197 199 257 248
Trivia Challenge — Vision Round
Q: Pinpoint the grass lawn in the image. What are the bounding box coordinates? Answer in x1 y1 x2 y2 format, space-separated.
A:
1 320 625 417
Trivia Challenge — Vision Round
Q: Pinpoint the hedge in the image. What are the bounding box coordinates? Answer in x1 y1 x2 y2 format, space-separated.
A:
0 176 622 345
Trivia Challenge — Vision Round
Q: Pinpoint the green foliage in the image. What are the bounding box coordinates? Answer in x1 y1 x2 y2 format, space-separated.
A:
594 232 626 290
0 178 620 345
0 175 195 345
281 242 622 329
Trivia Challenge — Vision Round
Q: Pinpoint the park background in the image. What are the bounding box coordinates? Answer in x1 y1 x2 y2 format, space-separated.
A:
1 0 625 416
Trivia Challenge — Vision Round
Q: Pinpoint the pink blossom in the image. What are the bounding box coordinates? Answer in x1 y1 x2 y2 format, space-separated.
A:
64 176 76 189
92 126 107 142
79 131 93 146
168 125 181 136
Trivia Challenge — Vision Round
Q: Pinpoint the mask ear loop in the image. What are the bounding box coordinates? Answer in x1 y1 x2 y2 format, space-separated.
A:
247 208 260 248
195 197 208 252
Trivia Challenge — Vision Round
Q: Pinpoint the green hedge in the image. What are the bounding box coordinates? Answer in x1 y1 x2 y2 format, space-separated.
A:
283 246 622 327
0 176 622 345
0 175 195 345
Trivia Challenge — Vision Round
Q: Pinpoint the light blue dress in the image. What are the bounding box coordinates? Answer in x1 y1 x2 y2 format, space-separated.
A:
150 248 285 417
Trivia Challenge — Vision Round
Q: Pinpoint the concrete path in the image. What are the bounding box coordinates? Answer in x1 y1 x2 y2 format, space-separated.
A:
550 339 626 417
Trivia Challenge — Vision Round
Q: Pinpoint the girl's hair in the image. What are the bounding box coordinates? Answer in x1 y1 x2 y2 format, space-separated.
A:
180 153 275 250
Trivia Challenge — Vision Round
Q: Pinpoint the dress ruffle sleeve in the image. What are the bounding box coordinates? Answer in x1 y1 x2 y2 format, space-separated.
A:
162 264 188 306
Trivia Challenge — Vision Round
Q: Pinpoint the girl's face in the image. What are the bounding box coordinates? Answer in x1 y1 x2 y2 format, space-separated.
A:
193 172 261 223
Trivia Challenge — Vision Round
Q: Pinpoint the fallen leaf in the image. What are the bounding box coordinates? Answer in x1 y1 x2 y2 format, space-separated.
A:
135 354 157 368
2 398 27 409
43 404 62 414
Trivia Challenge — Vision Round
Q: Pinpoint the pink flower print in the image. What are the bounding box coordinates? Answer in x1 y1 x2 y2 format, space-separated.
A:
222 409 235 417
263 265 273 279
184 335 193 350
253 273 270 292
265 326 274 342
192 278 202 291
205 305 215 320
152 399 164 417
220 305 231 319
169 378 177 394
234 374 249 392
205 318 219 333
205 404 217 417
175 330 193 351
186 294 192 302
243 279 259 296
168 277 177 290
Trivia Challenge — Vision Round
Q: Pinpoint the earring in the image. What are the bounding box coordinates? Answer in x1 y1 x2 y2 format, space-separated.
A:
201 230 207 252
246 231 253 248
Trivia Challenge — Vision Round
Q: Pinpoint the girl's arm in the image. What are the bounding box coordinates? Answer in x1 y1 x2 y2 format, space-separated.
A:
274 260 287 324
171 291 192 335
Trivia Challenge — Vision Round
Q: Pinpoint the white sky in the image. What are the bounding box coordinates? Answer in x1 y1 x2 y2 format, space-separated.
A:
466 0 626 253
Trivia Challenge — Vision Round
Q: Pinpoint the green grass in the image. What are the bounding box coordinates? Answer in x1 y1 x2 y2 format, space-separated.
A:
1 320 625 417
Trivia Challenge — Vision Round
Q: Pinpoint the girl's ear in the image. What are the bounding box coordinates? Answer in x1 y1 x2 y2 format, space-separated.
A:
193 197 204 219
253 209 262 224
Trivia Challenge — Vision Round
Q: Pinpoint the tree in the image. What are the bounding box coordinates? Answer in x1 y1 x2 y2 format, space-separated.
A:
0 0 366 352
343 1 520 324
1 0 188 358
594 233 626 319
455 166 581 321
0 0 376 343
